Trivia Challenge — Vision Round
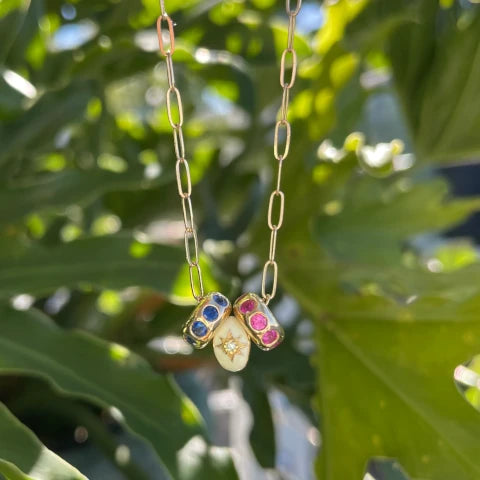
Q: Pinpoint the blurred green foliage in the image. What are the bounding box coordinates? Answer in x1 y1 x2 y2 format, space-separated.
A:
1 0 480 479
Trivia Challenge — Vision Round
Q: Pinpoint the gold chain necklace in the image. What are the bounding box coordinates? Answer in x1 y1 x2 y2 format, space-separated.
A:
156 0 301 371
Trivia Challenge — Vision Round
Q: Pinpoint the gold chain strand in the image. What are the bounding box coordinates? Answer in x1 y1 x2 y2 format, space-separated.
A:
261 0 302 305
157 5 204 301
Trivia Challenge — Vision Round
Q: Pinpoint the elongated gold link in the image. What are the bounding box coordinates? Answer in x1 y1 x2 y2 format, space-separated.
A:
286 0 302 16
159 0 166 16
157 6 204 301
261 0 302 305
280 86 290 121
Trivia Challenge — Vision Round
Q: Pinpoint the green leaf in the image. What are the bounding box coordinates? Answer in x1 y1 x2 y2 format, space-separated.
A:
277 172 480 478
242 380 275 468
0 401 87 480
0 74 29 118
312 315 480 479
263 114 480 479
0 82 93 165
388 4 480 162
344 0 417 56
0 0 30 62
0 234 207 301
314 0 368 55
316 176 480 264
280 233 480 478
345 1 480 162
0 305 235 479
0 168 172 228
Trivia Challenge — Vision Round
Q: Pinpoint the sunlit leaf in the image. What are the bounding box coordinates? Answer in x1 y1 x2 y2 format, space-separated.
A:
0 235 197 302
0 402 87 480
388 3 480 162
0 82 93 165
0 0 30 62
0 168 172 228
0 306 238 479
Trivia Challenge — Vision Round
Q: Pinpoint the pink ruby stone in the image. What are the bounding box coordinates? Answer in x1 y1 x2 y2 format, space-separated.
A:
271 339 282 349
239 299 256 314
262 330 279 345
250 313 267 331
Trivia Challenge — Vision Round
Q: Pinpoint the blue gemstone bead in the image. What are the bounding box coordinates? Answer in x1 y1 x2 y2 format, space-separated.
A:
213 293 228 307
191 321 208 337
203 305 219 322
185 335 196 345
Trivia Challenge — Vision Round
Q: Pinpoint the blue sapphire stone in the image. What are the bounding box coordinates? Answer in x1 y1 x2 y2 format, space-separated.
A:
213 293 228 307
185 335 196 345
203 305 219 322
191 321 208 337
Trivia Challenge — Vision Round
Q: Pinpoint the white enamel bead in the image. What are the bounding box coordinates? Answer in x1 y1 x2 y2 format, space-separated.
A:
213 316 251 372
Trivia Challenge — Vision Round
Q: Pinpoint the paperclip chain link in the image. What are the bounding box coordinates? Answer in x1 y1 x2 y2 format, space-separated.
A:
157 2 204 301
261 0 302 304
158 0 302 304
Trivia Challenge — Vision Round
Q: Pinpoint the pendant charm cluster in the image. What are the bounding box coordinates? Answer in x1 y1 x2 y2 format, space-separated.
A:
159 0 301 372
182 292 284 372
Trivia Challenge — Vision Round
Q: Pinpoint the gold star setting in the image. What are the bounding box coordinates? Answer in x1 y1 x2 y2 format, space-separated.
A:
215 330 248 362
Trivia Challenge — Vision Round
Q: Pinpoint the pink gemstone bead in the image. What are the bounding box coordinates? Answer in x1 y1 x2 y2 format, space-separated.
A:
262 330 279 345
239 299 257 314
250 313 267 331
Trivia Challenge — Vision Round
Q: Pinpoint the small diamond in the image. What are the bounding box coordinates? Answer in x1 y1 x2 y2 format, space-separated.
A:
203 305 219 322
239 299 256 314
216 330 248 361
262 330 279 345
213 294 228 307
191 321 208 337
250 313 267 331
224 341 237 353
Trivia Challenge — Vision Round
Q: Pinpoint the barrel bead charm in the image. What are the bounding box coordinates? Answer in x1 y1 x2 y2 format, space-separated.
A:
182 292 231 349
233 292 284 351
